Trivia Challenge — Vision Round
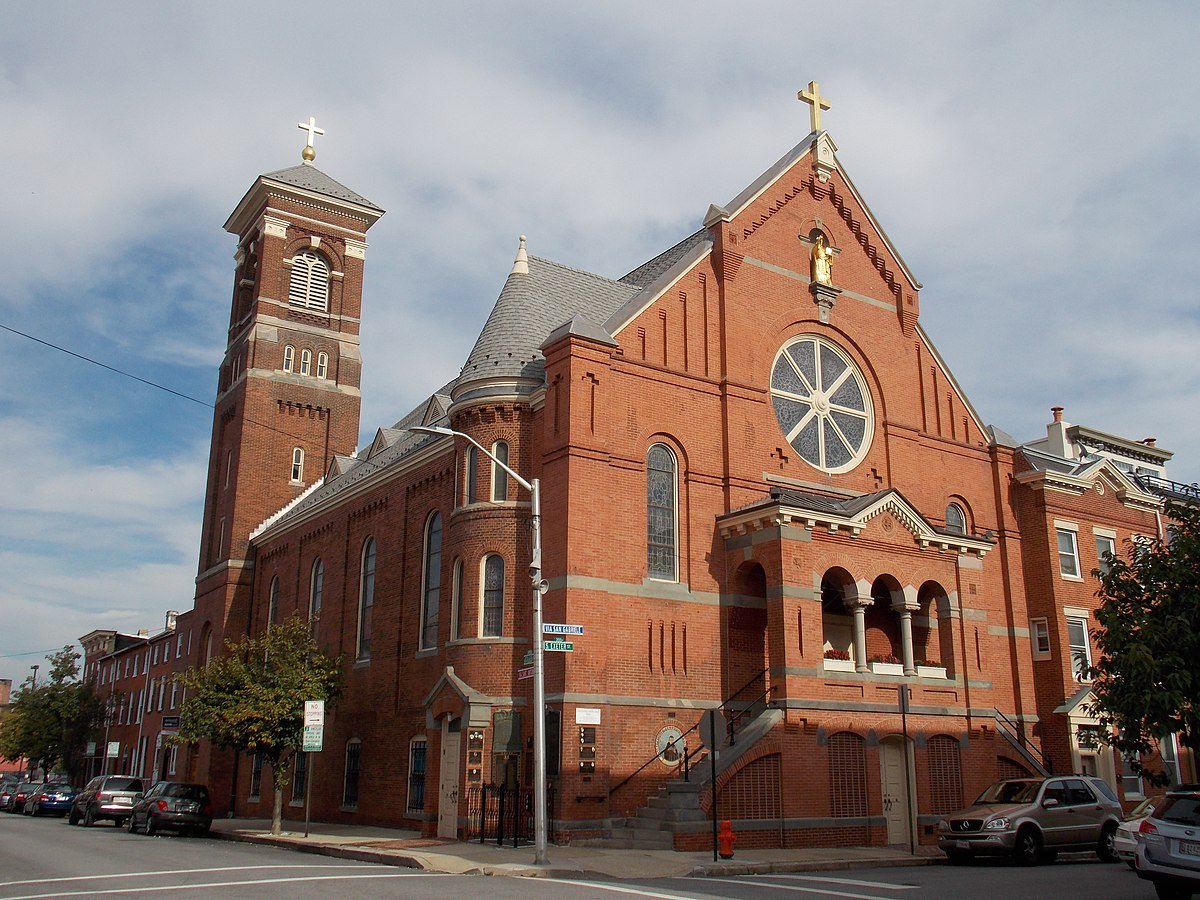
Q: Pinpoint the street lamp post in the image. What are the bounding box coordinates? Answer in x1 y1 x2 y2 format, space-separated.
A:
410 425 549 866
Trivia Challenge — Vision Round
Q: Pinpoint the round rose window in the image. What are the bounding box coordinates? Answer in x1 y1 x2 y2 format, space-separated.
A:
770 336 873 473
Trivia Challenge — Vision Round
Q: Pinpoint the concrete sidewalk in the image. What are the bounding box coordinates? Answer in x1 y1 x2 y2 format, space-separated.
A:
209 818 939 879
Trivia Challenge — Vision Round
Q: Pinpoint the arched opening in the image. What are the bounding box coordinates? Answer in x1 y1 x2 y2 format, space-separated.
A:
820 567 855 661
725 561 768 705
918 580 951 672
865 575 903 663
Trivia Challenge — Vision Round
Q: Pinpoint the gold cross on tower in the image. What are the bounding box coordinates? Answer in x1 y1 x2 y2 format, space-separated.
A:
298 116 325 162
798 81 832 133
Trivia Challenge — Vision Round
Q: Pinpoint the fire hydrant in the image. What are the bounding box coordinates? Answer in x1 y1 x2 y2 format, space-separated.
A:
718 819 736 859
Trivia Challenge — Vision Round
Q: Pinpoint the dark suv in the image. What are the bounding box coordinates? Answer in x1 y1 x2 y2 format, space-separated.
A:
937 775 1123 865
126 782 212 836
69 775 145 827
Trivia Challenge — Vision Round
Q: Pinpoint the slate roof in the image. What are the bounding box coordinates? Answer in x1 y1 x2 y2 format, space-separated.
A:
620 229 709 287
262 163 383 213
455 255 640 393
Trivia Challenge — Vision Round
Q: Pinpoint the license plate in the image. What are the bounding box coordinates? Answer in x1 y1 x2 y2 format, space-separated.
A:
114 797 131 805
1181 840 1200 857
955 840 971 849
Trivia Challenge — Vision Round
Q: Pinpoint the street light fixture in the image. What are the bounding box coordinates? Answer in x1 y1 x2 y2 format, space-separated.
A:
410 424 550 866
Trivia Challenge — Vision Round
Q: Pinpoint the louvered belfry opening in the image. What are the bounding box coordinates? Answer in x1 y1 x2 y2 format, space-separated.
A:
289 249 330 311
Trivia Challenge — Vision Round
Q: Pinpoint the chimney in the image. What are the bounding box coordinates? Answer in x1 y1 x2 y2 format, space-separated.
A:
165 610 179 632
1141 437 1157 448
1046 406 1075 459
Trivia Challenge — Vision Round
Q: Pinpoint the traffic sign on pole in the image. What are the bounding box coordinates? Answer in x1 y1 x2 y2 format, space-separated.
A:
543 623 584 635
304 700 325 727
302 724 324 752
543 639 574 652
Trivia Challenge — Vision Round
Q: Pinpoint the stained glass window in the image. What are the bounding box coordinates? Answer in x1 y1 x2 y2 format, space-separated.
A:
482 554 504 637
421 513 442 650
770 337 873 473
647 445 678 581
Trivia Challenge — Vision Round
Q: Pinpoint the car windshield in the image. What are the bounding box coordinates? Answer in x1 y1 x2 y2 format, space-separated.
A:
1158 796 1200 826
105 778 143 792
975 779 1042 804
162 784 208 800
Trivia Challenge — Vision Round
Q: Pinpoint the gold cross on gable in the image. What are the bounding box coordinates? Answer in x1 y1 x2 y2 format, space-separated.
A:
798 81 832 133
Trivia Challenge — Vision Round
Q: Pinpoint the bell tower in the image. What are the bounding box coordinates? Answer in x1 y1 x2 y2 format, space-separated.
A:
193 120 384 652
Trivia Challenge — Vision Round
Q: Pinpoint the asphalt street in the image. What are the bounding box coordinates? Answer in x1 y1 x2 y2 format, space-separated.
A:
0 813 1164 898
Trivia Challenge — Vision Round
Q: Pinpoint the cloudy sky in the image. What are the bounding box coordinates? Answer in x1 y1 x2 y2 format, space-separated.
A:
2 3 1198 686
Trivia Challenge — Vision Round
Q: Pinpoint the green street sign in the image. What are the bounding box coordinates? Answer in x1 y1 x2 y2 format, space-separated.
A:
302 724 324 753
523 650 534 665
544 639 574 652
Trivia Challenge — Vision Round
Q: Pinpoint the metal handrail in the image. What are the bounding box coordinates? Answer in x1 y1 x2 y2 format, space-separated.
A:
993 707 1051 774
1136 473 1200 504
607 668 770 799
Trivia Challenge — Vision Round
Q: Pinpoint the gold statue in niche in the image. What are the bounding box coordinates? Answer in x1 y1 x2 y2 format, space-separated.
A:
810 233 833 285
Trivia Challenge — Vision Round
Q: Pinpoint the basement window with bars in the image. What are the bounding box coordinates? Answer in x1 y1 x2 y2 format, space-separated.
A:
288 250 330 311
407 739 427 812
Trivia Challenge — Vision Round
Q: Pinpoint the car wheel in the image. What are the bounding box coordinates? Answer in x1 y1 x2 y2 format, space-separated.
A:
145 814 157 836
68 809 80 826
1097 824 1120 863
126 815 138 834
83 806 95 827
1012 827 1042 866
946 849 973 865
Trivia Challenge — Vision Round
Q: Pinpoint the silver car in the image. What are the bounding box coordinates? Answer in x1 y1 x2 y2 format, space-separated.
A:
1116 795 1162 868
1135 784 1200 900
937 775 1123 865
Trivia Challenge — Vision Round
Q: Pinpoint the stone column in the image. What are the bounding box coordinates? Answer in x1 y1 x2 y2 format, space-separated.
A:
894 586 921 676
845 596 872 674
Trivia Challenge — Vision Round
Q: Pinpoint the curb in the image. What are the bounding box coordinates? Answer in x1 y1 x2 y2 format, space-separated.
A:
691 855 936 877
209 829 427 871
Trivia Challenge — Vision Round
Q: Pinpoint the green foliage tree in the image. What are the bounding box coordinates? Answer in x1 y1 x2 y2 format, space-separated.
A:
0 646 104 783
174 615 342 833
1089 501 1200 784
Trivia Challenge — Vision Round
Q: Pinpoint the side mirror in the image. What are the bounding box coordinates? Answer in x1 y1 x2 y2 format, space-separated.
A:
133 792 144 801
1042 798 1060 808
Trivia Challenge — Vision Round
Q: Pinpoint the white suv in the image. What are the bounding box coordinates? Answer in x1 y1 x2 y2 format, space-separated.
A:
1135 784 1200 900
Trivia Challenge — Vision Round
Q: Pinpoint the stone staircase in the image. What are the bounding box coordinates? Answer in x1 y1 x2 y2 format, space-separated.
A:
579 708 783 850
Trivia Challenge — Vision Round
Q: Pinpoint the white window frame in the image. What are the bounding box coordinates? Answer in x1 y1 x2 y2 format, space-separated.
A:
168 745 177 776
480 553 505 638
310 557 324 637
357 538 375 661
283 344 295 373
1055 521 1082 580
1161 734 1181 786
1066 613 1092 681
1094 528 1117 577
291 447 304 483
1121 750 1144 798
419 512 442 651
300 348 312 376
945 502 967 535
268 575 279 626
170 681 178 710
316 351 329 379
450 557 463 641
1030 617 1051 660
491 441 509 502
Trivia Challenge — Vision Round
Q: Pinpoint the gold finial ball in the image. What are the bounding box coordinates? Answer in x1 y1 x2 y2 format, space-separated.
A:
302 145 316 162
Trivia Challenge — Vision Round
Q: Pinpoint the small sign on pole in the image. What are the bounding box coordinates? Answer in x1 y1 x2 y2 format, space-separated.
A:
304 700 325 727
302 724 324 753
517 665 535 680
106 741 119 759
543 639 574 652
543 623 584 635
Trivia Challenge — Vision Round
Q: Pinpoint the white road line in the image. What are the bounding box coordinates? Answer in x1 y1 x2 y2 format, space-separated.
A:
699 876 905 900
0 864 372 889
2 871 450 900
551 882 729 900
760 874 919 890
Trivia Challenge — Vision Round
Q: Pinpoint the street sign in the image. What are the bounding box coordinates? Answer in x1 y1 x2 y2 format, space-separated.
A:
302 724 324 753
304 700 325 727
106 741 119 759
523 650 534 665
161 715 181 730
543 623 584 635
85 741 96 757
543 639 574 652
517 665 535 680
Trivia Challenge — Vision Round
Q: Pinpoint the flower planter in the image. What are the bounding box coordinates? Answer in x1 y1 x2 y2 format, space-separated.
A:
823 657 856 672
871 662 904 676
917 665 948 679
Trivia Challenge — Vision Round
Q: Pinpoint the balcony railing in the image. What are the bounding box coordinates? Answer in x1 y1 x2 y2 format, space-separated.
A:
1135 474 1200 505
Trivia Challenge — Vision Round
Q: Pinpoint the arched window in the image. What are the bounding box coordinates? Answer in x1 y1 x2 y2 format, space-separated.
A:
927 735 964 814
491 441 509 502
647 444 678 581
316 351 329 379
465 445 478 504
291 448 304 482
288 250 329 311
945 503 966 535
309 557 324 637
283 345 295 373
481 554 504 637
357 538 376 661
420 513 442 650
450 557 464 641
300 348 312 376
343 739 361 807
267 576 279 626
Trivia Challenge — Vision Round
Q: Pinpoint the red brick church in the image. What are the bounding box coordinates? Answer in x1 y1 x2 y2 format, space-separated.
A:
82 90 1195 848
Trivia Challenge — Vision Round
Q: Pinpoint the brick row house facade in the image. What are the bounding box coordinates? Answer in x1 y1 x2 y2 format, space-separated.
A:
83 102 1196 848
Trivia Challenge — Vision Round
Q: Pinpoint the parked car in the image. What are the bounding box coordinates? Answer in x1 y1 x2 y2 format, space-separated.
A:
4 782 41 814
937 775 1123 865
1116 795 1163 868
23 783 78 816
1134 783 1200 900
69 775 145 827
0 778 21 812
126 782 212 837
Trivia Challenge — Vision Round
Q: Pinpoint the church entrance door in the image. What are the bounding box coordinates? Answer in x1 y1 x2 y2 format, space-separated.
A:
437 718 461 839
879 736 914 848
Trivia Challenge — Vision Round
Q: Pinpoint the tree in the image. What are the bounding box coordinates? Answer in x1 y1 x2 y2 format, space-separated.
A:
1088 500 1200 784
0 646 105 783
174 615 342 834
